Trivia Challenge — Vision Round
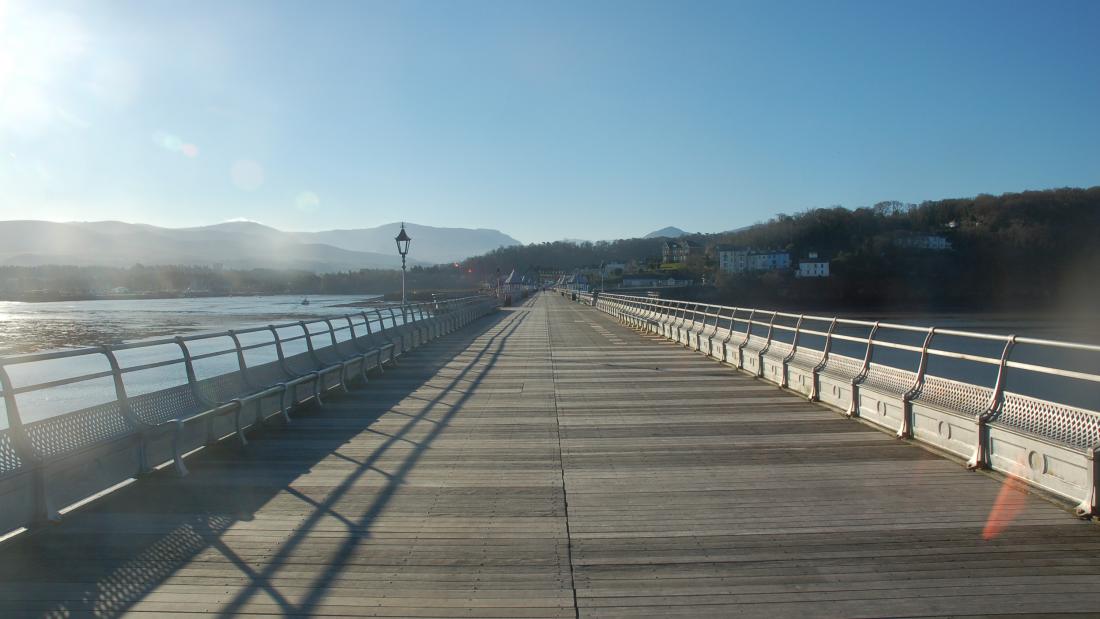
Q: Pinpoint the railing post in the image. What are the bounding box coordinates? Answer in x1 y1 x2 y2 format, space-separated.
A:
175 337 200 394
323 318 351 392
323 319 339 348
720 308 738 363
101 346 151 473
810 318 838 401
300 321 324 368
849 322 880 417
0 362 57 524
754 313 777 378
969 336 1016 470
899 328 936 439
269 325 292 375
780 315 804 388
172 336 200 474
375 309 398 364
227 330 251 386
737 309 755 370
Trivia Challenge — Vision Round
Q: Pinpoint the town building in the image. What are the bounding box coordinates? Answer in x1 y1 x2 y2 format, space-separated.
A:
716 245 749 273
717 246 790 273
796 252 830 278
662 240 702 264
601 261 626 276
621 275 694 288
748 251 791 271
895 234 952 250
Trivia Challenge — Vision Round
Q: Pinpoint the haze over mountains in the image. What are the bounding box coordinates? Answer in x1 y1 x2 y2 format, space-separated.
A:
0 220 521 272
644 226 689 238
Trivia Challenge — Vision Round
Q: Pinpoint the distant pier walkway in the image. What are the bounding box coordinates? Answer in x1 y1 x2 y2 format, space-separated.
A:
2 293 1099 617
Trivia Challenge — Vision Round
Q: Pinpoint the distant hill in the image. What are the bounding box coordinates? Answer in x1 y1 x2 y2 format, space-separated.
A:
294 222 521 265
644 226 688 238
0 220 521 272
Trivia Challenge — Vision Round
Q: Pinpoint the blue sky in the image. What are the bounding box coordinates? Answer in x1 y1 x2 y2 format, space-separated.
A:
1 0 1098 243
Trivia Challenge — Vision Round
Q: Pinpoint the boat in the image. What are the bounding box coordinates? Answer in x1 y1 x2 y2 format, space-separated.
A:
301 297 310 306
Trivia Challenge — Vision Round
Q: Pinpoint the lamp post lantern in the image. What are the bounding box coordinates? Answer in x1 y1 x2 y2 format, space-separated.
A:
394 223 412 310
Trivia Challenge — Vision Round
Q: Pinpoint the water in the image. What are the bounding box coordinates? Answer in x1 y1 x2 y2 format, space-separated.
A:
0 294 409 426
0 294 384 356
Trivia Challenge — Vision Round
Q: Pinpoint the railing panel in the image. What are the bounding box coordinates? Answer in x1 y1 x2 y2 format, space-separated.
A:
923 332 1006 389
304 321 334 351
1005 341 1100 411
0 295 498 537
237 330 280 369
115 343 189 397
185 335 241 382
274 325 309 358
4 353 118 425
829 322 873 361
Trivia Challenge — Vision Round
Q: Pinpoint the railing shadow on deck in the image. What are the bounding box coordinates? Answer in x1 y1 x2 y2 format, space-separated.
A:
0 298 537 618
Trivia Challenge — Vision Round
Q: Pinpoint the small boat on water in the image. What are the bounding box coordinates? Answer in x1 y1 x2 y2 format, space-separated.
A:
301 297 310 306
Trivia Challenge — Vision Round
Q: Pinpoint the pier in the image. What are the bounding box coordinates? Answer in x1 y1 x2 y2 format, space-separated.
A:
1 292 1099 617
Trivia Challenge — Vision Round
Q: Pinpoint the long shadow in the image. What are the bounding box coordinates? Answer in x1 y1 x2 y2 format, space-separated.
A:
217 298 534 616
0 303 533 618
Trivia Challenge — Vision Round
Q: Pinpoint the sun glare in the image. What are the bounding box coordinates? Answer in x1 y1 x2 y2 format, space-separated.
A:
0 1 89 136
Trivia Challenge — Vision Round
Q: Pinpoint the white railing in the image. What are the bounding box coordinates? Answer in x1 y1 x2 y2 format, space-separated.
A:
0 296 500 536
564 290 1100 518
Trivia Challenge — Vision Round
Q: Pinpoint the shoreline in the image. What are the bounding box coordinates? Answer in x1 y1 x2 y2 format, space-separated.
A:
0 291 385 304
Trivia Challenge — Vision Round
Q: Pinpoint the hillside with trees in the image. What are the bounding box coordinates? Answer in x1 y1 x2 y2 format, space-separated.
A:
462 187 1100 312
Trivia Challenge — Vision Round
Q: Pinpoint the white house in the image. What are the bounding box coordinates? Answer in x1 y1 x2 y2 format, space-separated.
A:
716 246 749 273
796 251 830 278
748 251 791 271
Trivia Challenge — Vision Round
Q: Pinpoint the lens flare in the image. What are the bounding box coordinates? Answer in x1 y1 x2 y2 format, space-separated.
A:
982 459 1029 541
295 191 320 212
152 131 199 158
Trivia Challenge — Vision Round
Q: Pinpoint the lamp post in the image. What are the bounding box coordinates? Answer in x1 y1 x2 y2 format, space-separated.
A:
394 223 411 314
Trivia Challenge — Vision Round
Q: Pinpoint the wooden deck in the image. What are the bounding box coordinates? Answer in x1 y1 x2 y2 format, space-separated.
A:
1 292 1099 617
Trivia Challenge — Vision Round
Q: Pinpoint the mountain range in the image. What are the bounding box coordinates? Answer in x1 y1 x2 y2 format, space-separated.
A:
643 226 689 238
0 220 521 272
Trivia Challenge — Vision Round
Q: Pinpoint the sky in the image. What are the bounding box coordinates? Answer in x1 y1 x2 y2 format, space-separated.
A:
0 0 1098 244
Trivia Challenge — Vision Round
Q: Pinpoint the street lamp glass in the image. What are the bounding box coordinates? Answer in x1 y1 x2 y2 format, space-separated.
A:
394 225 412 257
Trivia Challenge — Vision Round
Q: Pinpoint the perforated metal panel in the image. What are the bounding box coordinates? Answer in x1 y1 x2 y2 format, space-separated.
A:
195 372 247 404
788 348 825 370
913 375 992 418
313 345 344 366
997 391 1100 450
22 401 133 459
763 341 793 360
335 340 361 358
861 363 917 397
742 335 769 354
283 351 316 375
0 430 24 476
820 354 863 381
246 361 288 388
128 384 203 425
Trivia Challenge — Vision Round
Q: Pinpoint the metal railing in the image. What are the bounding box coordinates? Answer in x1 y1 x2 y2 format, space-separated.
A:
562 290 1100 518
0 295 500 537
